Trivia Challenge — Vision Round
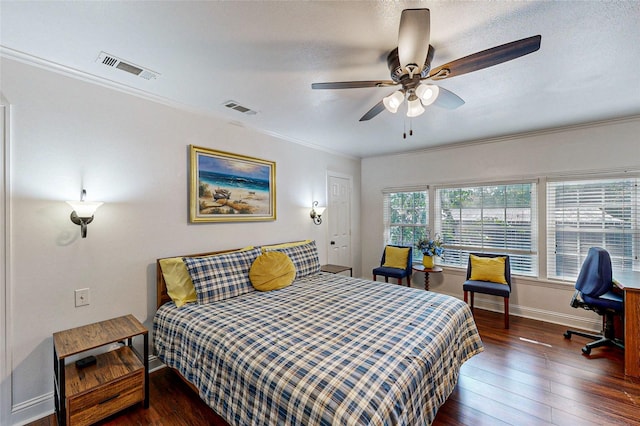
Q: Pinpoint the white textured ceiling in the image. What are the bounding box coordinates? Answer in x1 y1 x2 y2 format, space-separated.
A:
1 1 639 158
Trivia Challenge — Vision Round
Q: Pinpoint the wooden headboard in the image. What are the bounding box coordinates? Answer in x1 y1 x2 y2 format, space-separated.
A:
156 248 242 309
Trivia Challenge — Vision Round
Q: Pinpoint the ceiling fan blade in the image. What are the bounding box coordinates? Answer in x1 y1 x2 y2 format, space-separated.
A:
359 100 386 121
428 35 541 80
433 87 465 109
311 80 395 90
397 8 430 76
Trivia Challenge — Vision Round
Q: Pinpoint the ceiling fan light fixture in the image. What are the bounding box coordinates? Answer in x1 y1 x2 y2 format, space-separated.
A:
416 84 440 106
406 96 425 117
311 8 541 124
383 91 405 113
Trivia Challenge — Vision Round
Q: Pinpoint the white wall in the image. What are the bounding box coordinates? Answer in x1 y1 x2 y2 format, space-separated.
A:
0 57 361 425
361 117 640 328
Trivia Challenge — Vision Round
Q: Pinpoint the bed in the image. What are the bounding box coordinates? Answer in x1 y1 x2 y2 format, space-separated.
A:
154 241 483 425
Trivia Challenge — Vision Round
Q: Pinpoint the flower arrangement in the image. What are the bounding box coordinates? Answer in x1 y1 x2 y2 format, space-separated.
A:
416 233 445 258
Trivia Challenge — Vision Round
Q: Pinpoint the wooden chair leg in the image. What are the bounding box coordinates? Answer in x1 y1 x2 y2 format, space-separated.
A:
398 278 402 285
504 297 510 329
470 292 475 310
407 275 411 287
464 291 468 303
384 277 389 283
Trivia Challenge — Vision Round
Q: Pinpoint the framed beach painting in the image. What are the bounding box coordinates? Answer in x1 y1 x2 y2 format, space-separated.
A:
189 145 276 222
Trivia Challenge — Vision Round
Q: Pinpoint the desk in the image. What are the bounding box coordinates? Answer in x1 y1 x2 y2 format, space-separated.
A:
613 270 640 378
321 264 353 277
412 264 443 291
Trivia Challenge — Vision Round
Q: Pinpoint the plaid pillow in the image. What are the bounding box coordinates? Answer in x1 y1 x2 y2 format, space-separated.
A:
183 248 261 304
264 240 320 279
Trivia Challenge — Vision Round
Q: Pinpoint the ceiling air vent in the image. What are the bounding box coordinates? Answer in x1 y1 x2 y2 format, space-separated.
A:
223 100 257 115
96 52 160 80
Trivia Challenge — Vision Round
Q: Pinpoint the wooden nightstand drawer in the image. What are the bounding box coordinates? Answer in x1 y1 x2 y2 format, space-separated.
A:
65 346 145 426
68 370 143 426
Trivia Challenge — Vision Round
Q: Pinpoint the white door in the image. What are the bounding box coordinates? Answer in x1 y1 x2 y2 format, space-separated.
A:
327 174 351 267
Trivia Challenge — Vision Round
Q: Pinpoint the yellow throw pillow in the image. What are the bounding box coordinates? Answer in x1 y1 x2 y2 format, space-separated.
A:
159 257 197 307
249 251 296 291
469 255 508 284
382 246 410 269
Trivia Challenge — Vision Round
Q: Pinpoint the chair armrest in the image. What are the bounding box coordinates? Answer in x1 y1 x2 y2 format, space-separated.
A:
570 290 581 308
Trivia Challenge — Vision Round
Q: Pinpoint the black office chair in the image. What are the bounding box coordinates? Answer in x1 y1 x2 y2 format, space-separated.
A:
372 245 413 286
463 253 512 328
563 247 624 355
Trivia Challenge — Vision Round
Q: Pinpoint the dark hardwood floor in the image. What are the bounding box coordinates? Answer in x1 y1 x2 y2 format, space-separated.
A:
31 309 640 425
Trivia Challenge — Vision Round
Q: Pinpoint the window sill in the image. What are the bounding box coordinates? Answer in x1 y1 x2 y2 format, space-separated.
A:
438 265 573 290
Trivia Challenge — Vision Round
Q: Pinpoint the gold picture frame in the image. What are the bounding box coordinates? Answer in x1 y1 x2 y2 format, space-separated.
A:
189 145 276 223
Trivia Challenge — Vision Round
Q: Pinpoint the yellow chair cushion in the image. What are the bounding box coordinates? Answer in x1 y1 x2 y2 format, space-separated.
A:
382 246 410 269
469 255 508 284
249 251 296 291
159 257 197 307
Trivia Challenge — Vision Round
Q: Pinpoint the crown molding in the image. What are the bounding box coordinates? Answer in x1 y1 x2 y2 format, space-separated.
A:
0 46 187 109
369 114 640 160
0 46 358 161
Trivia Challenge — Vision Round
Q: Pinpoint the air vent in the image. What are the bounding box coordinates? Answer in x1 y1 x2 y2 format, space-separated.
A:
96 52 160 80
223 100 257 115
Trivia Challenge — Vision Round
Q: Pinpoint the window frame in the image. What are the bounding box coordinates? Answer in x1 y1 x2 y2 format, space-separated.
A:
382 171 640 284
382 187 429 262
433 180 539 276
546 175 639 282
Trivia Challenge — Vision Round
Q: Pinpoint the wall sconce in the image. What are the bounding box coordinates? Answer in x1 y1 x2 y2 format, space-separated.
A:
310 201 326 225
66 189 103 238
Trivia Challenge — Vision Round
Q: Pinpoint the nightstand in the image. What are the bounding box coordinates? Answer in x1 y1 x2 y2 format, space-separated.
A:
321 264 353 276
53 314 149 426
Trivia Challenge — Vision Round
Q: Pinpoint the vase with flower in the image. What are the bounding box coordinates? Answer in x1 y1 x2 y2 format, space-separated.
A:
415 233 444 268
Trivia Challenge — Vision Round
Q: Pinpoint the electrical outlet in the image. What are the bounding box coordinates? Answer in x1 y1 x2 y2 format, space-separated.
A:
75 288 90 307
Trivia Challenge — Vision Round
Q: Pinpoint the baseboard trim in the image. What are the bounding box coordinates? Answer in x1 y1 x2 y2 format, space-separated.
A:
438 291 601 332
10 392 54 426
149 355 165 372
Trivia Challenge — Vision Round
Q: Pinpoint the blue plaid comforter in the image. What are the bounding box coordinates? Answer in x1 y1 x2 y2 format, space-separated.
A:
154 273 483 425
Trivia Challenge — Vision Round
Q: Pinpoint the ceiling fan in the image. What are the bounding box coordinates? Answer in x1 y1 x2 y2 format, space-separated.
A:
311 9 541 122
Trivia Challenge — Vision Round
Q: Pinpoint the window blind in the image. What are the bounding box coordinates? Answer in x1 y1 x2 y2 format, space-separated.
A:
547 177 639 281
435 182 538 275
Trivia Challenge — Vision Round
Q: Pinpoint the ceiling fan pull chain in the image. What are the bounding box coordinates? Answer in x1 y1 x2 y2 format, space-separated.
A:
410 119 414 136
403 119 407 139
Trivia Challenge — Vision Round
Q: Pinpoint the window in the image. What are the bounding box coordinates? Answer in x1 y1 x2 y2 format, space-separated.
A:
547 177 639 281
435 182 538 276
383 189 428 261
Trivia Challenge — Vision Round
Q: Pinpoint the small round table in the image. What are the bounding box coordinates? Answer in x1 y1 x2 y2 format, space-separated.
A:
412 264 443 291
